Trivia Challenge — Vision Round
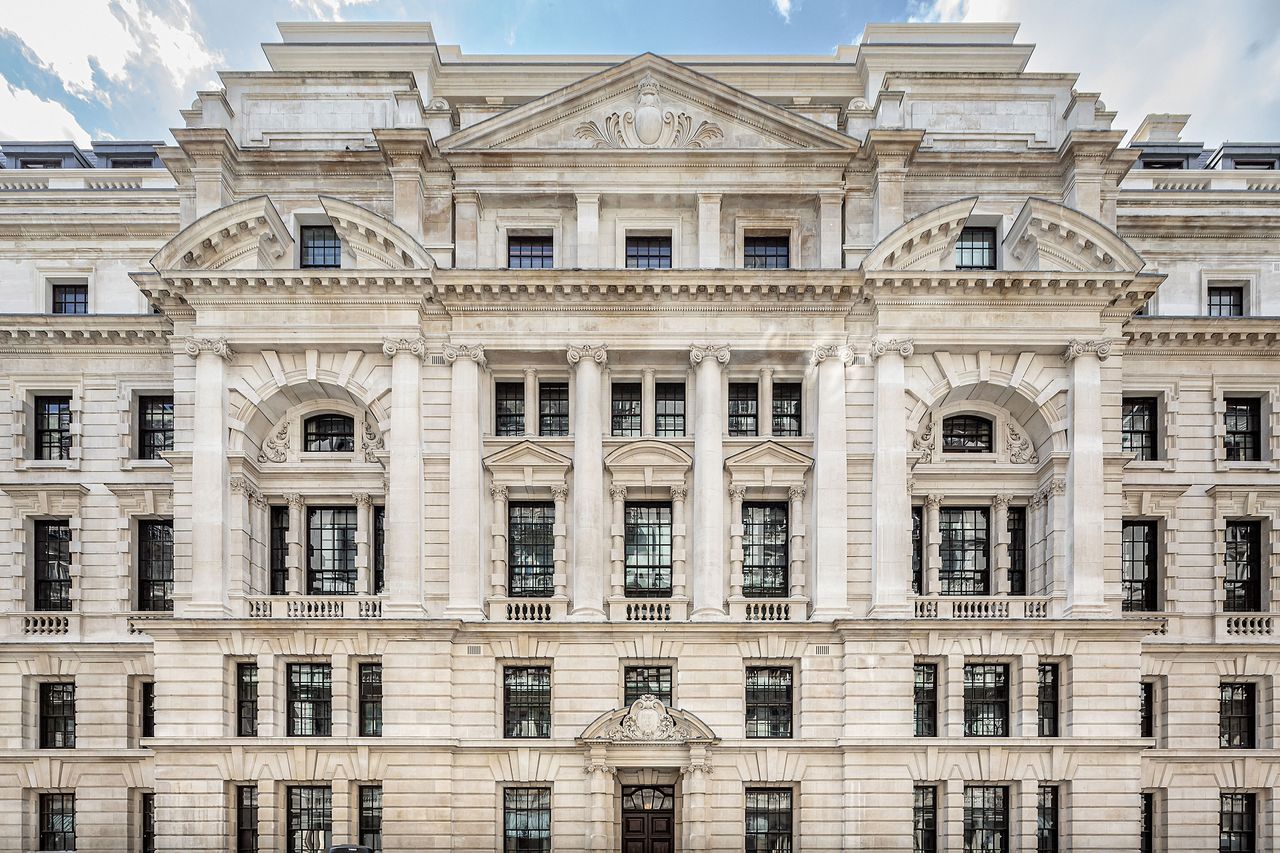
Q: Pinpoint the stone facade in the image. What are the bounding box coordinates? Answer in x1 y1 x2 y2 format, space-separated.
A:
1 19 1278 853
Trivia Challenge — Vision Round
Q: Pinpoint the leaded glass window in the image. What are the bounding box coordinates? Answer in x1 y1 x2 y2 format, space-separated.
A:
306 507 357 595
625 503 673 598
745 666 792 739
742 502 788 598
503 666 551 739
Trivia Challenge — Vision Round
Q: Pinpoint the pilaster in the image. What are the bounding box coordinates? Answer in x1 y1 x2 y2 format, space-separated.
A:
690 344 731 620
385 336 428 616
443 342 484 618
183 336 233 616
1063 339 1110 616
568 344 608 618
810 344 854 617
869 337 914 616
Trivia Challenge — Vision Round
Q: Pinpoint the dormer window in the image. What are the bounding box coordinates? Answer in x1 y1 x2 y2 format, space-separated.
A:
303 414 355 453
955 227 997 270
942 415 993 453
300 225 341 269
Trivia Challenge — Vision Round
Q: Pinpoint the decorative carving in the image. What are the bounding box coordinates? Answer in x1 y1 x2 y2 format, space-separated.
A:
993 494 1012 509
489 484 508 501
362 417 384 462
574 73 724 150
550 483 570 501
848 97 872 112
283 492 305 509
354 492 373 509
1062 338 1112 362
566 344 608 367
925 493 943 509
426 97 450 111
441 342 485 366
229 476 264 506
1007 423 1039 465
728 483 748 501
258 422 289 463
609 484 628 501
670 484 688 501
601 695 693 742
912 418 935 453
183 336 234 360
788 485 806 501
384 337 429 360
869 337 915 360
1047 477 1067 497
811 344 854 366
689 344 731 367
584 757 615 776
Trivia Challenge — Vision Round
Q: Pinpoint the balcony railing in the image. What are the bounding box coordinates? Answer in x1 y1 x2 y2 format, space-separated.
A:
1217 613 1274 642
244 596 383 619
729 597 806 622
488 596 569 622
11 612 77 638
913 596 1053 619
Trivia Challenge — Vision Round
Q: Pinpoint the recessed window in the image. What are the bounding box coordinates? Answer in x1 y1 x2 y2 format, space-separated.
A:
914 662 938 738
772 382 802 437
503 787 551 853
1141 158 1184 170
307 507 357 595
911 506 923 595
137 520 174 612
1219 792 1256 853
236 786 259 853
269 507 289 596
34 395 72 461
1038 662 1060 738
538 382 569 437
39 682 76 749
140 792 156 853
33 520 72 612
359 786 383 852
50 282 87 315
286 786 332 853
940 507 990 595
1219 683 1256 749
286 663 332 737
955 227 997 270
1208 285 1245 317
1122 397 1158 461
1037 785 1060 853
138 395 174 460
611 382 642 437
742 502 788 597
1140 681 1156 739
503 665 551 738
236 662 258 737
625 502 673 598
963 785 1009 852
508 235 553 269
963 663 1009 737
1224 520 1262 613
655 382 686 437
1007 507 1027 596
744 788 792 851
914 785 938 853
110 158 154 169
624 665 673 706
359 663 382 737
626 235 672 269
744 235 789 269
745 666 792 738
299 225 341 269
1223 397 1262 461
373 505 385 595
728 382 759 437
495 382 525 436
942 415 993 453
1122 521 1159 612
1234 159 1277 170
508 502 555 598
21 158 61 169
39 793 75 851
303 414 354 453
140 680 155 738
1141 792 1154 853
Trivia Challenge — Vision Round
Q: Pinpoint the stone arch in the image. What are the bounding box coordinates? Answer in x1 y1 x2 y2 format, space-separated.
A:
151 195 293 271
906 375 1066 458
230 374 390 460
319 196 435 270
1003 197 1145 273
915 398 1041 465
860 196 978 271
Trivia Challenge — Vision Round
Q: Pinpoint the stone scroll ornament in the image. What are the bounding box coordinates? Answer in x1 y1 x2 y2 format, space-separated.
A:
575 73 725 149
601 695 694 742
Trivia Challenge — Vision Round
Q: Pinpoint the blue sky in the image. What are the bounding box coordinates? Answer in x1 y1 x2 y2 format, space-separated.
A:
2 0 1278 148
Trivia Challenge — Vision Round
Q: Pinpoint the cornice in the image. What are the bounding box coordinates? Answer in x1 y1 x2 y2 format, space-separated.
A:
863 270 1139 303
1124 318 1280 356
0 314 172 354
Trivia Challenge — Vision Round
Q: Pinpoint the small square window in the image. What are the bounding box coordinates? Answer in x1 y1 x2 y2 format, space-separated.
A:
744 235 789 269
51 283 88 315
1223 398 1262 462
299 225 341 269
626 235 672 269
508 235 554 269
955 227 997 270
1208 285 1245 317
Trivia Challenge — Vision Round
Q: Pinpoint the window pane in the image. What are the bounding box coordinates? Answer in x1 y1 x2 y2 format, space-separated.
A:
539 383 569 436
508 235 553 269
359 663 383 737
914 786 938 853
611 382 641 436
964 664 1009 737
40 682 76 749
40 793 75 851
503 787 551 853
1122 521 1158 612
624 665 673 706
286 786 332 853
1219 683 1256 749
625 236 672 269
772 382 801 436
744 235 789 269
137 520 174 612
655 382 685 437
742 503 788 597
141 793 156 853
914 663 938 738
1140 792 1154 853
1219 792 1256 853
745 666 792 738
495 382 526 436
303 414 354 453
1224 521 1262 612
141 680 155 738
51 284 88 315
359 786 383 853
940 508 990 595
625 503 673 597
1007 507 1027 596
1036 785 1059 853
237 786 259 853
138 395 174 460
963 785 1009 853
1223 398 1261 462
287 663 332 737
34 520 72 612
300 226 341 269
745 788 792 853
508 503 555 597
1140 681 1155 739
1208 286 1244 317
237 663 258 737
34 395 72 460
728 382 758 437
503 666 551 739
1038 663 1059 737
1122 397 1158 461
942 415 993 452
269 507 289 596
955 227 997 270
373 506 385 595
307 507 357 595
911 506 923 595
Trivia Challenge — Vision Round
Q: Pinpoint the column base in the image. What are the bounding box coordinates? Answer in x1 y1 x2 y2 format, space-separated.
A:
690 607 729 622
868 602 914 618
807 607 848 622
180 603 232 618
568 608 607 622
440 604 483 620
1063 602 1111 618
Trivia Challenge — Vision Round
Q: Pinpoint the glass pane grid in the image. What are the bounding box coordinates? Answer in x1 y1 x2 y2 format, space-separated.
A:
911 506 923 595
34 520 72 612
624 665 673 706
359 786 383 852
625 503 673 597
303 414 354 453
625 236 672 269
1140 681 1155 739
654 382 686 436
942 415 993 452
40 793 75 851
539 383 569 436
611 382 641 436
744 235 790 269
286 663 332 737
728 382 759 437
742 503 788 597
914 786 938 853
237 663 258 737
941 508 990 595
503 787 551 853
34 396 72 460
307 507 357 595
299 226 341 269
138 395 174 459
1007 507 1027 596
373 506 385 594
286 786 332 853
745 667 793 738
1037 785 1059 853
237 786 259 853
141 681 155 738
508 235 554 269
141 792 156 853
1122 521 1159 612
745 788 792 853
40 682 76 749
269 507 289 596
51 284 88 315
1122 397 1158 460
1219 792 1255 853
1219 683 1256 749
1224 521 1262 612
771 382 801 436
1038 663 1059 737
495 382 526 436
137 520 174 612
1208 286 1245 317
1223 398 1261 461
963 785 1009 853
509 503 555 597
504 666 551 738
359 663 383 737
914 663 938 738
956 227 997 270
964 664 1009 737
1141 792 1154 853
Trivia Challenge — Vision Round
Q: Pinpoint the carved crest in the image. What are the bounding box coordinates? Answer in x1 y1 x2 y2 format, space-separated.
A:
603 695 691 741
574 73 724 150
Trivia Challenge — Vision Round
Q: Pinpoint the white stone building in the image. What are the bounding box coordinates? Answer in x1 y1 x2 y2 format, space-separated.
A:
1 19 1278 853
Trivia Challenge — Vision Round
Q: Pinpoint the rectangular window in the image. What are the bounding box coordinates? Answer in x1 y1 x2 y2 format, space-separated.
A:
286 786 332 853
1122 397 1158 461
286 663 332 737
34 395 72 461
503 666 551 739
495 382 525 436
1038 663 1060 737
625 235 672 269
1007 507 1027 596
1224 521 1262 612
299 225 341 269
964 663 1009 737
745 788 792 852
911 506 923 595
137 519 174 612
39 682 75 749
503 787 551 853
654 382 686 437
51 283 88 315
914 662 938 738
141 792 156 853
39 793 75 851
306 507 357 595
1140 681 1156 740
236 663 258 737
359 663 383 737
1224 397 1262 462
140 680 155 739
771 382 802 437
744 235 790 269
1037 785 1059 853
1141 792 1154 853
728 382 759 437
269 507 289 596
508 235 553 269
1219 682 1256 749
745 666 793 739
508 502 555 598
373 506 385 595
955 227 997 270
538 382 569 437
611 382 642 437
1208 286 1245 317
137 395 173 460
914 785 938 853
1220 793 1256 853
624 502 673 597
33 520 72 612
940 508 990 595
359 785 382 853
742 502 788 597
963 785 1009 853
236 785 258 853
624 665 673 706
1122 521 1159 612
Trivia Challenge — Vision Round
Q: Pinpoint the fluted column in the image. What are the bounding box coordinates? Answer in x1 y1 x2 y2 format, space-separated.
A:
728 483 746 599
284 492 305 595
551 484 570 599
788 485 806 598
1064 339 1110 615
489 485 508 598
609 484 627 598
690 344 730 620
925 494 942 595
870 337 914 616
354 492 372 595
811 344 854 617
184 336 233 615
568 344 608 618
671 483 689 598
442 342 484 618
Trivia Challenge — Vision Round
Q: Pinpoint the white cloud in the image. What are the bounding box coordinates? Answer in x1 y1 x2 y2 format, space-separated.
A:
772 0 793 24
0 73 92 146
916 0 1280 145
288 0 376 22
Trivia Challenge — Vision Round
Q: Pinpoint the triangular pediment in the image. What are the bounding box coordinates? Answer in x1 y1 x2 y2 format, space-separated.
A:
440 53 859 154
484 440 573 470
725 440 813 470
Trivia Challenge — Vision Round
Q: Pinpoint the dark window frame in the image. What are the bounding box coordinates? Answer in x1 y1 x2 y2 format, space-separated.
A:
1038 662 1060 738
140 791 156 853
236 662 258 737
942 415 994 453
236 785 259 853
623 665 673 706
302 414 355 453
137 519 174 612
771 382 802 437
745 666 793 739
624 501 673 598
955 226 998 270
33 395 72 461
39 792 75 851
964 663 1009 738
745 787 793 852
940 507 991 596
358 785 383 852
742 502 788 598
269 506 289 596
1122 520 1160 612
286 662 332 737
1224 520 1263 613
507 234 554 269
503 665 551 739
299 225 341 269
1140 791 1154 853
359 662 383 737
39 681 76 749
1207 285 1245 317
33 520 72 612
963 784 1010 853
137 395 173 460
1007 506 1027 596
140 680 155 739
538 382 569 437
1122 397 1159 461
285 785 332 853
372 505 385 595
914 785 938 853
495 382 526 436
654 382 686 437
1223 397 1262 462
611 382 642 437
1037 785 1059 853
728 382 759 437
911 505 923 595
1219 682 1257 750
1140 680 1156 740
306 506 357 595
502 786 551 853
1219 792 1256 853
743 234 790 269
50 283 88 315
508 502 555 598
914 662 938 738
625 234 673 269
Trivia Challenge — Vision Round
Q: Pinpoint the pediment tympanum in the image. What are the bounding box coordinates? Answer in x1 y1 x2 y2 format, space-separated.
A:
151 195 293 271
440 53 859 153
1002 197 1144 274
318 196 435 270
724 440 812 489
860 197 978 272
579 695 717 745
484 440 573 487
604 439 692 487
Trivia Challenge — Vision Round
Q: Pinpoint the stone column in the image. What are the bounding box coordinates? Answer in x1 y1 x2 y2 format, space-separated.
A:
551 484 570 599
682 752 711 852
382 338 428 615
576 193 600 268
811 344 854 617
1027 492 1045 594
227 476 254 602
284 492 304 595
184 337 233 615
523 368 539 436
728 483 747 598
586 754 615 852
442 342 484 618
1047 478 1068 600
1063 339 1110 615
758 367 774 438
819 191 843 268
690 344 731 620
697 193 721 268
671 483 689 599
453 192 480 268
641 368 657 437
993 494 1011 596
869 338 913 616
568 344 608 618
925 494 942 595
330 653 350 738
489 485 508 598
943 653 965 737
354 492 372 595
788 485 806 598
609 484 627 599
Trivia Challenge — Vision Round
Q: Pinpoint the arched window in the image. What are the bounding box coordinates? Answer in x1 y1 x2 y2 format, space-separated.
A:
942 415 993 453
303 414 355 453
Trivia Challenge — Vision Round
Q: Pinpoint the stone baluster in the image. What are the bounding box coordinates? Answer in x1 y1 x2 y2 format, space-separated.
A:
870 337 914 615
609 484 627 599
671 483 689 599
386 336 429 615
568 344 608 618
728 483 747 599
690 344 731 619
184 336 234 615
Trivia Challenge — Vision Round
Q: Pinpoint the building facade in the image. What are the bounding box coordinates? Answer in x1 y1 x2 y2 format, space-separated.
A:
1 19 1278 853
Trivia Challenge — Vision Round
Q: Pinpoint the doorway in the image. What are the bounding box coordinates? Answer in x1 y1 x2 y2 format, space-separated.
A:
621 785 675 853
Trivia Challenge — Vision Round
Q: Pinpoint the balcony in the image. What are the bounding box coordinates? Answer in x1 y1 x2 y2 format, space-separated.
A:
243 596 383 619
913 596 1054 620
488 596 570 622
8 612 79 639
1217 613 1275 642
729 596 806 622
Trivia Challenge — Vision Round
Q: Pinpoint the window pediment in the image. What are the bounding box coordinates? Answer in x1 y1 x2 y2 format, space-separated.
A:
1003 197 1144 274
861 197 978 272
318 196 436 270
604 440 691 487
724 440 812 488
484 440 573 487
151 195 293 272
579 695 717 745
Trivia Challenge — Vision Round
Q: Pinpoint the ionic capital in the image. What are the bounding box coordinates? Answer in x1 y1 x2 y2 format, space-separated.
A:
689 344 731 367
925 493 943 509
183 336 234 360
788 485 806 502
384 336 429 360
811 344 855 367
609 484 628 501
1062 338 1112 362
354 492 373 509
670 483 688 501
283 492 305 509
728 483 748 501
993 494 1013 509
489 484 508 501
566 344 608 367
441 342 484 366
869 337 914 360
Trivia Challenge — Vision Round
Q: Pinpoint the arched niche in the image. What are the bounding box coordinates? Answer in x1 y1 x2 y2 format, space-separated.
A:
151 195 293 271
912 398 1042 466
907 380 1065 460
232 380 389 464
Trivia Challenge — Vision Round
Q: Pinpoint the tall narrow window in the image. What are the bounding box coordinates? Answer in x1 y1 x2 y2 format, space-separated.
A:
624 502 673 597
624 665 673 706
33 520 72 612
1224 521 1262 612
745 788 792 852
728 382 759 437
1038 663 1060 737
508 502 555 598
140 680 155 738
745 666 793 738
269 507 289 596
286 786 332 853
744 235 790 269
139 792 156 853
236 662 258 737
742 502 788 598
963 785 1009 853
359 663 382 737
503 666 551 739
1140 792 1154 853
1007 507 1027 596
1037 785 1059 853
940 508 990 595
1219 682 1256 749
39 793 75 851
508 235 553 269
495 382 525 436
625 235 672 269
1122 397 1158 461
1223 398 1261 462
299 225 341 269
914 785 938 853
303 414 354 453
51 282 88 315
1208 285 1245 317
137 520 174 612
942 415 993 452
1219 793 1256 853
911 506 923 595
236 786 259 853
358 785 383 853
654 382 686 437
538 382 569 436
34 395 72 461
914 662 938 737
372 506 385 594
955 227 997 270
1122 521 1159 612
1140 681 1156 740
964 663 1009 737
306 507 357 595
771 382 802 436
40 682 76 749
611 382 642 436
503 787 551 853
137 395 173 460
286 663 332 737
